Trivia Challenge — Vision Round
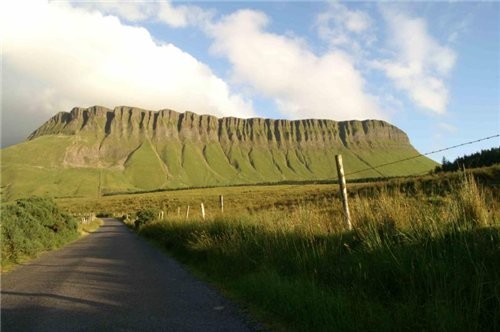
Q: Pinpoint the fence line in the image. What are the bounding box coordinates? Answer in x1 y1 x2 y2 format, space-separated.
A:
340 134 499 180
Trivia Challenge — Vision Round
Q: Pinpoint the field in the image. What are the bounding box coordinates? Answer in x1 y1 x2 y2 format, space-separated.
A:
55 166 500 331
56 165 500 216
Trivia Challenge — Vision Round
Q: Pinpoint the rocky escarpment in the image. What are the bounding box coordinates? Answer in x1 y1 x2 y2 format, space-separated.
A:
2 106 436 199
29 106 409 148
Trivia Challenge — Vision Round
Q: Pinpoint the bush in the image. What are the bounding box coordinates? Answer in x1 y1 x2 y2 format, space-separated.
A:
134 209 159 229
1 197 78 265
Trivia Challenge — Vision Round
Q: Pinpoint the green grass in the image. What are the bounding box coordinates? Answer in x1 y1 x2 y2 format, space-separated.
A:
180 142 224 185
54 165 500 217
2 163 498 330
1 130 437 201
1 164 103 199
1 135 70 166
133 173 499 331
202 142 240 184
124 140 168 190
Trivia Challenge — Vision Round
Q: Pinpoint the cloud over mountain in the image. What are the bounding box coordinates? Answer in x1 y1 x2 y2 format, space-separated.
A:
1 1 253 146
1 0 462 151
207 9 383 121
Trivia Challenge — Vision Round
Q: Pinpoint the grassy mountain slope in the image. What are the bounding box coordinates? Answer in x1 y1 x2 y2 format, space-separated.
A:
1 106 437 200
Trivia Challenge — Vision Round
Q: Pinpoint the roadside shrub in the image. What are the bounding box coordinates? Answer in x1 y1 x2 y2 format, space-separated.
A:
1 197 78 264
134 208 159 229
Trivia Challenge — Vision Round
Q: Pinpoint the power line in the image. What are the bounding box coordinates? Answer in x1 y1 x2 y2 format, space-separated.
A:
344 134 499 178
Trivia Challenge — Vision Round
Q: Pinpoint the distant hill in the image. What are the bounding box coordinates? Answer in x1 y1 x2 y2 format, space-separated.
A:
1 106 436 200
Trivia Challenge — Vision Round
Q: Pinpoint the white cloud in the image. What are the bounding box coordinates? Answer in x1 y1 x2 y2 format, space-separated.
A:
316 2 374 52
374 8 457 114
1 1 254 146
207 10 383 121
157 1 213 28
75 0 213 28
75 1 155 22
157 1 190 27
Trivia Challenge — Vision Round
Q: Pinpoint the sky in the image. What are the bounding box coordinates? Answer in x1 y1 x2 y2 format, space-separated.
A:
1 0 499 163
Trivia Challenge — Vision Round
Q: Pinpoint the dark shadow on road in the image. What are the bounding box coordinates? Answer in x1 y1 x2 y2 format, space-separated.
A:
2 291 116 307
1 218 255 332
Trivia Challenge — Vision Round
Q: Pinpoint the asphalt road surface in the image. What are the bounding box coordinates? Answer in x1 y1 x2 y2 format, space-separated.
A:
1 218 257 331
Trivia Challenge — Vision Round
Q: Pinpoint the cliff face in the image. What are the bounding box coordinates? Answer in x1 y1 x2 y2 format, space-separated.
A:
29 106 409 147
2 106 435 199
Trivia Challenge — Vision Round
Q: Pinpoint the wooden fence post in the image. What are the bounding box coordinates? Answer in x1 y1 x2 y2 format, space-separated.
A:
201 203 206 220
335 154 352 230
177 207 181 217
219 195 224 214
186 205 190 219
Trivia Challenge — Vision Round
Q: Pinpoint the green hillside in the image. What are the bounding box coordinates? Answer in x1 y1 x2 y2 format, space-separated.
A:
0 106 437 200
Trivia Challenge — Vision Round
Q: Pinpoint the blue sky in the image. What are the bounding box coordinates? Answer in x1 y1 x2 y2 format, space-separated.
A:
1 1 499 163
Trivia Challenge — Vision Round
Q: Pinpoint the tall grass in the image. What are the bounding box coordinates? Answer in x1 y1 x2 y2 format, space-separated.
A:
138 173 499 331
56 164 500 215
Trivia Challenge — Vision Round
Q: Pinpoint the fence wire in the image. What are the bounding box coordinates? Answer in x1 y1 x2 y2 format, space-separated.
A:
340 133 499 180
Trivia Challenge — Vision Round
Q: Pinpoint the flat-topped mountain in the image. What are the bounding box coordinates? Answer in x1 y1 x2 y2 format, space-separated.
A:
1 106 436 199
30 106 408 146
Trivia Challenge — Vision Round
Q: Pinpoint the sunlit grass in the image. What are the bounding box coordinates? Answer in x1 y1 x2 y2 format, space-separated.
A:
136 173 499 331
78 218 104 236
55 165 500 217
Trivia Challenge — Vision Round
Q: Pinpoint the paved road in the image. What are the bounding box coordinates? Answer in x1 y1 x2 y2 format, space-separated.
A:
1 218 256 331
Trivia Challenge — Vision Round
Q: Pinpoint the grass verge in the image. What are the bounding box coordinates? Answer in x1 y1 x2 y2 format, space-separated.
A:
136 173 499 331
79 218 104 236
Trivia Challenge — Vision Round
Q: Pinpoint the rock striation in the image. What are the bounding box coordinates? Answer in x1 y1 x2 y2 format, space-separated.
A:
29 106 409 147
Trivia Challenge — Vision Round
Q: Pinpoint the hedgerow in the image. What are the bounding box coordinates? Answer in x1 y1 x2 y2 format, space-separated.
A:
1 197 78 265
